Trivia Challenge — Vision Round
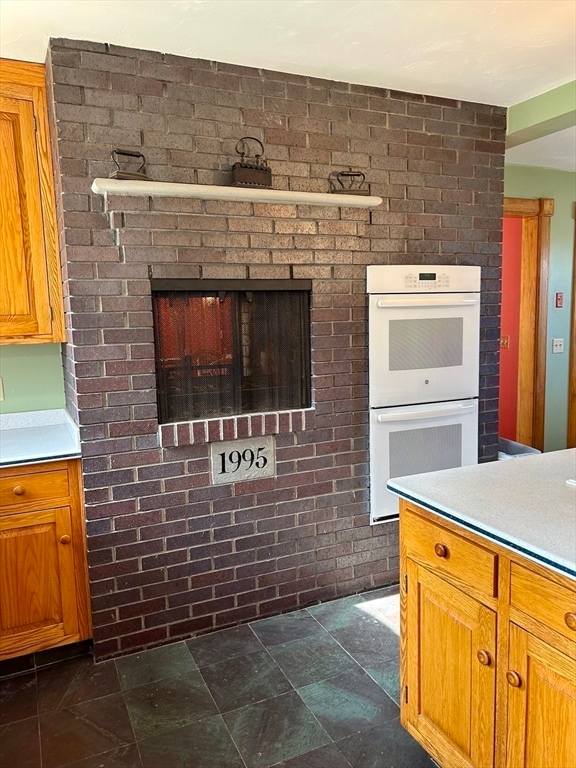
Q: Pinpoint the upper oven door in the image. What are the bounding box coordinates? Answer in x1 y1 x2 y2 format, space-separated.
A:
369 292 480 407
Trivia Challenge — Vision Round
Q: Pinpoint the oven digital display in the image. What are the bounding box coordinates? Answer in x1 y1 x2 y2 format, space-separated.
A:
419 272 437 281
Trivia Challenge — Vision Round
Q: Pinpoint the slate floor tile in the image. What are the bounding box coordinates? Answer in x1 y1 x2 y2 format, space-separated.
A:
224 690 330 768
39 692 135 768
336 720 436 768
0 671 37 724
270 742 353 767
115 641 196 691
200 648 291 712
365 664 401 704
138 714 244 768
358 586 401 632
0 716 41 768
59 743 143 768
297 667 399 739
36 656 91 713
361 584 400 605
186 623 264 667
39 657 120 712
0 587 409 768
331 620 399 664
250 609 324 648
307 594 369 632
269 631 359 689
124 670 217 741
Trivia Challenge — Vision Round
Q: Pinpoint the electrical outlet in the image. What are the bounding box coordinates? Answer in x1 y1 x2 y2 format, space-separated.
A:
552 338 564 354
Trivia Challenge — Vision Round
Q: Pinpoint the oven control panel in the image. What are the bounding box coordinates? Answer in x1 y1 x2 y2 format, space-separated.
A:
403 271 450 290
367 265 481 293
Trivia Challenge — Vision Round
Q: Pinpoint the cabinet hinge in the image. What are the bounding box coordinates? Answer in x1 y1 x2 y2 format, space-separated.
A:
404 573 408 594
33 115 37 132
404 685 408 704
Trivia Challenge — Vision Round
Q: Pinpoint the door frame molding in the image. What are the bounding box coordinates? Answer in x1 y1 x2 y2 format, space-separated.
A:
503 197 553 451
568 205 576 448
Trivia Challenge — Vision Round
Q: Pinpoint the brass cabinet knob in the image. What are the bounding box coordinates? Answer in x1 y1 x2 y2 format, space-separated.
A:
13 485 25 496
477 649 492 667
565 612 576 631
434 543 448 558
506 670 522 688
59 535 71 545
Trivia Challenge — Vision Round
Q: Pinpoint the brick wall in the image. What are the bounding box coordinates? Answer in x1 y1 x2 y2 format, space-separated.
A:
47 38 506 659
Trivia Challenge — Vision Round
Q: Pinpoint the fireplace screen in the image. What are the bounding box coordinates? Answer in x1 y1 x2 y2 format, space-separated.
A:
152 282 311 423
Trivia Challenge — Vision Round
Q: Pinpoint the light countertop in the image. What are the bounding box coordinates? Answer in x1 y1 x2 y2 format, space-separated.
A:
0 409 81 467
387 448 576 578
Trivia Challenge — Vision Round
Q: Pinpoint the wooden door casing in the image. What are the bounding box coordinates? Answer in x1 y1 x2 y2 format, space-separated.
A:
568 212 576 448
501 197 553 451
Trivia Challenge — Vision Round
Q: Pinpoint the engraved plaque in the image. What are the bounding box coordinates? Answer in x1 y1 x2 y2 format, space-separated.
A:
210 435 276 485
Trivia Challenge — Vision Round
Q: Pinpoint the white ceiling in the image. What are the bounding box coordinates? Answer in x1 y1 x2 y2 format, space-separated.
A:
1 0 575 170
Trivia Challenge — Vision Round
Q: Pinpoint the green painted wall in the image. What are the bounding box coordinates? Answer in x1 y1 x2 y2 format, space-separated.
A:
0 344 66 414
504 165 576 452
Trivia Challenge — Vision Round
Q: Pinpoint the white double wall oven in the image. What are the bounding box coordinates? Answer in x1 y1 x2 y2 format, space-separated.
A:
368 265 481 524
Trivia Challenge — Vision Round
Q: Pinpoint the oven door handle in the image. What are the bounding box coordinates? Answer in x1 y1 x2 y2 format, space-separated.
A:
376 404 476 422
375 297 479 308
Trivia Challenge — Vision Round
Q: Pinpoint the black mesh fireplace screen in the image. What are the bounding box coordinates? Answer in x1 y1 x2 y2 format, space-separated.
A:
152 282 311 423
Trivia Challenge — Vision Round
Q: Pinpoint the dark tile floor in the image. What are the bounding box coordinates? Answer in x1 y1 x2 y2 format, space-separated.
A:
0 585 435 768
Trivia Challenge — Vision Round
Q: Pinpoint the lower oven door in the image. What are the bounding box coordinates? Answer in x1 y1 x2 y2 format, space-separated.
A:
369 398 478 524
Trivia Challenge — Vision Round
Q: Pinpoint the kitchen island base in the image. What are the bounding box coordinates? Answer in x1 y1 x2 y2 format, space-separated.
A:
400 500 576 768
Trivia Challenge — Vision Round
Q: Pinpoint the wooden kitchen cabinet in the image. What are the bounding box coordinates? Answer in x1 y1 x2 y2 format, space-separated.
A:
401 500 576 768
402 506 497 768
0 58 64 343
0 459 91 660
504 563 576 768
505 624 575 768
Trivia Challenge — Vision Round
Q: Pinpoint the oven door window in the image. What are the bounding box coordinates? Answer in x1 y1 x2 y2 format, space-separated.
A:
389 317 463 371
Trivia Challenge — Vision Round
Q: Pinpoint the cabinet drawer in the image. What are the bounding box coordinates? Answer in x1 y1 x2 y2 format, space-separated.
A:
510 562 576 643
0 468 70 509
403 506 497 599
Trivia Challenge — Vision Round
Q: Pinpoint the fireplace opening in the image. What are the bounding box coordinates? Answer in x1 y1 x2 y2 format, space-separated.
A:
151 280 312 423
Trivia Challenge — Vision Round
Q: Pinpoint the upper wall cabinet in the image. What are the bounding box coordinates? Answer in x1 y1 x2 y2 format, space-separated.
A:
0 59 64 344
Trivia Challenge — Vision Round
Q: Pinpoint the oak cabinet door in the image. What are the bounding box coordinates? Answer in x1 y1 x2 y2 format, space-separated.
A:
0 93 53 338
0 506 79 658
506 623 576 768
404 560 496 768
0 59 64 343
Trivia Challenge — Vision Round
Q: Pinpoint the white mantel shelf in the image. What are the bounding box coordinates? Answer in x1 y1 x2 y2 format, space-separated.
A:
91 178 383 208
